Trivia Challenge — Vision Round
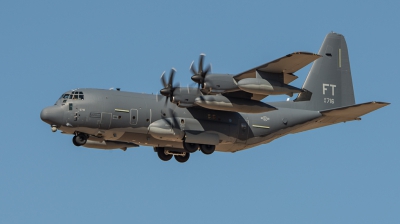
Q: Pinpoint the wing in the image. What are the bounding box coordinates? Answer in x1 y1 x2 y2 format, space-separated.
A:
233 52 321 84
223 52 320 101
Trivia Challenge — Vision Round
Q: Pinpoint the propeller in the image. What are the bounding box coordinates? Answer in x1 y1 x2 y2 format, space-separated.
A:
190 53 211 89
160 68 179 105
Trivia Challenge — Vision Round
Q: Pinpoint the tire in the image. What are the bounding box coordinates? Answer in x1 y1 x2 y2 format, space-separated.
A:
183 142 199 153
72 135 87 146
174 152 190 163
200 144 215 155
156 148 172 161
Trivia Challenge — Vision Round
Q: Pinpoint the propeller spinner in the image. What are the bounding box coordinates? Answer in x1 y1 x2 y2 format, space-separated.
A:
190 53 211 89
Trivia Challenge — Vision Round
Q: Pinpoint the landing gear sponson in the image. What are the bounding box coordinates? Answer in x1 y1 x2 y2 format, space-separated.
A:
70 132 214 162
155 142 216 163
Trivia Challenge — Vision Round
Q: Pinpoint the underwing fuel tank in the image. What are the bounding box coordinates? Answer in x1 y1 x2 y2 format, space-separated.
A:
237 78 302 97
194 95 276 113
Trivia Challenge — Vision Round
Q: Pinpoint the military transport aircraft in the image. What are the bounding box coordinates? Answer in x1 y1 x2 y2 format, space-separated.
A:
40 32 389 163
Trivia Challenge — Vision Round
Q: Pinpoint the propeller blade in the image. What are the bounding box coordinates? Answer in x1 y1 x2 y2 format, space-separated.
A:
164 95 168 105
190 61 197 75
168 68 176 87
199 54 205 74
160 71 167 88
169 108 180 129
204 64 211 74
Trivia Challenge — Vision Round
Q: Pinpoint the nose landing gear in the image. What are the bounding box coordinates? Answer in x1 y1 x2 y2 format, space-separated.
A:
72 133 88 146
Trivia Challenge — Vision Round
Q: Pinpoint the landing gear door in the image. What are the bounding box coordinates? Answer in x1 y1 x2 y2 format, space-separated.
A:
130 109 138 125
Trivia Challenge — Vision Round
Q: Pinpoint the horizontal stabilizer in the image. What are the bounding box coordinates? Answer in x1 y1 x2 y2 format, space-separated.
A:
291 101 390 133
257 102 389 146
234 52 321 84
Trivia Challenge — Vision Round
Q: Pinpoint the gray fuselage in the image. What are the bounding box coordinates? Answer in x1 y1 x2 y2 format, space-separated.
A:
41 88 322 152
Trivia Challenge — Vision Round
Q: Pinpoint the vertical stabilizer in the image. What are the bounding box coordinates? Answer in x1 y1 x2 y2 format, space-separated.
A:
301 32 355 111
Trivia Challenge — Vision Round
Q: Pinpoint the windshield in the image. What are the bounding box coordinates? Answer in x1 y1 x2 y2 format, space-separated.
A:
55 91 84 105
69 91 84 100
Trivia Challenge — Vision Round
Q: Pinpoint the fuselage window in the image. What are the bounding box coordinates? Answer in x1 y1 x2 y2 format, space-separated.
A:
69 103 73 110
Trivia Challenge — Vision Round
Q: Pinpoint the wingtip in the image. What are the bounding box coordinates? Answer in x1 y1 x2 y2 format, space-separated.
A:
373 101 391 105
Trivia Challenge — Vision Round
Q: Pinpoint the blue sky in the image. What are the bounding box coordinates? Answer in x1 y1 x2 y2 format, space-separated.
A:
0 1 398 223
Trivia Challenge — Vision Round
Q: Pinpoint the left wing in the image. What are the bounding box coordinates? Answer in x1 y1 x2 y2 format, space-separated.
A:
222 52 320 101
234 52 321 84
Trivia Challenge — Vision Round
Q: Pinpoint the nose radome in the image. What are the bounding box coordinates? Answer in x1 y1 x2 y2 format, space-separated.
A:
40 107 51 124
40 106 61 125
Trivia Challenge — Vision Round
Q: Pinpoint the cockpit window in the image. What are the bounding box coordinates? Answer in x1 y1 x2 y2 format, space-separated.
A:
67 92 84 100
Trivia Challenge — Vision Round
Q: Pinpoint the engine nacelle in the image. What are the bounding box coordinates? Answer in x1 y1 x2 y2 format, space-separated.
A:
202 74 240 94
237 78 302 97
195 95 276 113
171 87 201 108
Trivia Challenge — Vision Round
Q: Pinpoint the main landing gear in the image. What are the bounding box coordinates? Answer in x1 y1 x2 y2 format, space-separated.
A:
183 141 216 155
200 144 215 155
156 147 190 163
155 142 216 163
72 133 88 146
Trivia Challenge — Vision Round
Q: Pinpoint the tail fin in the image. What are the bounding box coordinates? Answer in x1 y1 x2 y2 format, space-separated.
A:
300 32 355 111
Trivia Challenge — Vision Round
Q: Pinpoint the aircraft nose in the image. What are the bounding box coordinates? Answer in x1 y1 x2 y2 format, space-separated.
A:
40 106 62 125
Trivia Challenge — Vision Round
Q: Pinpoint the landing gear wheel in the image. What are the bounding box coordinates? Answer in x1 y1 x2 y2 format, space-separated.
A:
200 144 215 155
156 147 172 161
72 134 87 146
174 152 190 163
183 142 199 153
